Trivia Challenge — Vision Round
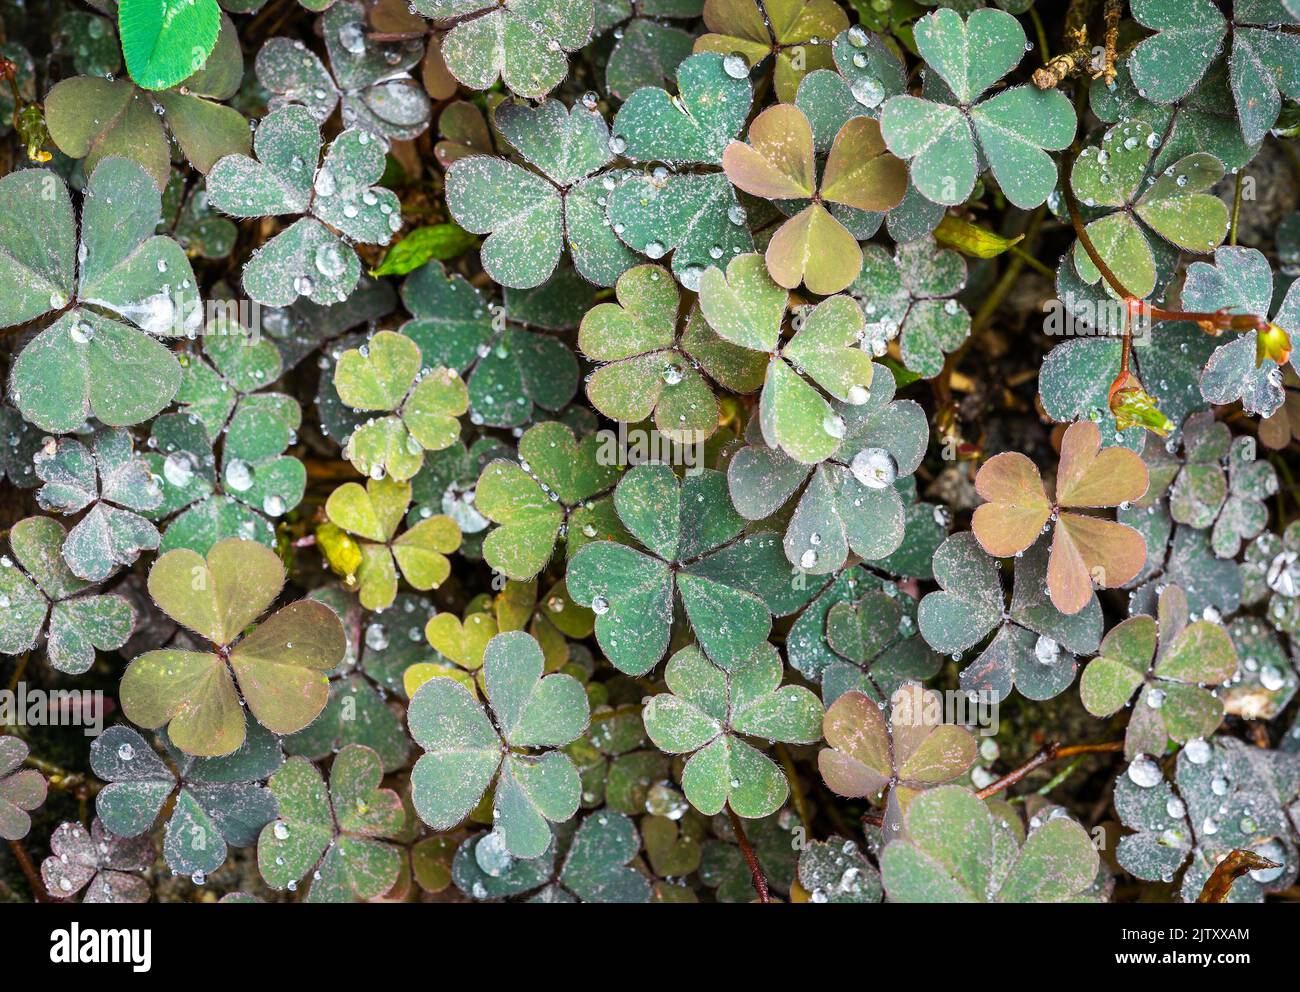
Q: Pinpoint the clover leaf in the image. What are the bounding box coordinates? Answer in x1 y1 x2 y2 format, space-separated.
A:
411 0 594 98
119 0 221 91
257 2 432 141
850 235 970 377
601 1 699 100
207 106 402 306
1183 246 1300 417
879 7 1075 208
566 463 792 674
727 362 927 573
553 810 653 902
0 737 47 841
409 630 590 858
796 834 881 903
323 475 461 609
697 254 878 463
820 682 976 831
91 722 282 878
1081 584 1238 760
579 265 744 440
1127 0 1300 148
642 643 821 818
3 158 200 433
34 429 162 582
880 784 1100 902
971 420 1148 615
476 420 624 580
605 53 755 288
0 516 135 675
1070 120 1229 300
120 538 345 756
446 98 637 289
41 818 153 903
257 744 406 901
918 532 1102 702
332 330 468 481
723 104 907 294
1115 737 1298 902
694 0 847 101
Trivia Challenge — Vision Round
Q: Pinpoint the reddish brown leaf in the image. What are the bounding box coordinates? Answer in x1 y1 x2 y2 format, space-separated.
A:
1054 419 1149 508
1049 513 1146 615
821 117 908 212
971 452 1050 558
764 202 862 295
723 103 816 201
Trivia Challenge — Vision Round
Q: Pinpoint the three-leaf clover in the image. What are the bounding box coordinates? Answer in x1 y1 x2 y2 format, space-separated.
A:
1070 120 1228 301
257 744 406 901
257 2 432 141
333 330 468 482
1168 411 1277 558
410 0 594 99
879 8 1075 208
694 0 847 101
445 98 637 289
409 630 590 858
475 420 624 581
918 533 1103 702
971 420 1148 615
1080 584 1238 760
41 818 153 903
91 723 282 878
642 643 822 818
0 516 136 675
323 475 461 609
120 539 345 756
1114 737 1297 902
3 158 200 433
34 429 162 582
207 106 402 306
579 264 745 441
880 785 1100 902
726 105 906 295
726 363 927 573
819 682 976 831
850 235 970 378
566 463 794 675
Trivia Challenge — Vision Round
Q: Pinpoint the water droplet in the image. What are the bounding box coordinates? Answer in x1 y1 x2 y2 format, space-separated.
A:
1127 755 1162 788
849 447 898 489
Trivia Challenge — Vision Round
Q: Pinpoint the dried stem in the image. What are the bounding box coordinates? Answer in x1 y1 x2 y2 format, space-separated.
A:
859 740 1124 827
1197 849 1280 903
1101 0 1121 85
7 840 48 902
975 740 1123 800
726 804 770 904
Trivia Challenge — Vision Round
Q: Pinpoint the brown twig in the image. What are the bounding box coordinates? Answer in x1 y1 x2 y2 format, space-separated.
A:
1101 0 1122 85
726 804 770 904
860 740 1125 827
1197 849 1280 903
8 840 48 902
976 741 1123 800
